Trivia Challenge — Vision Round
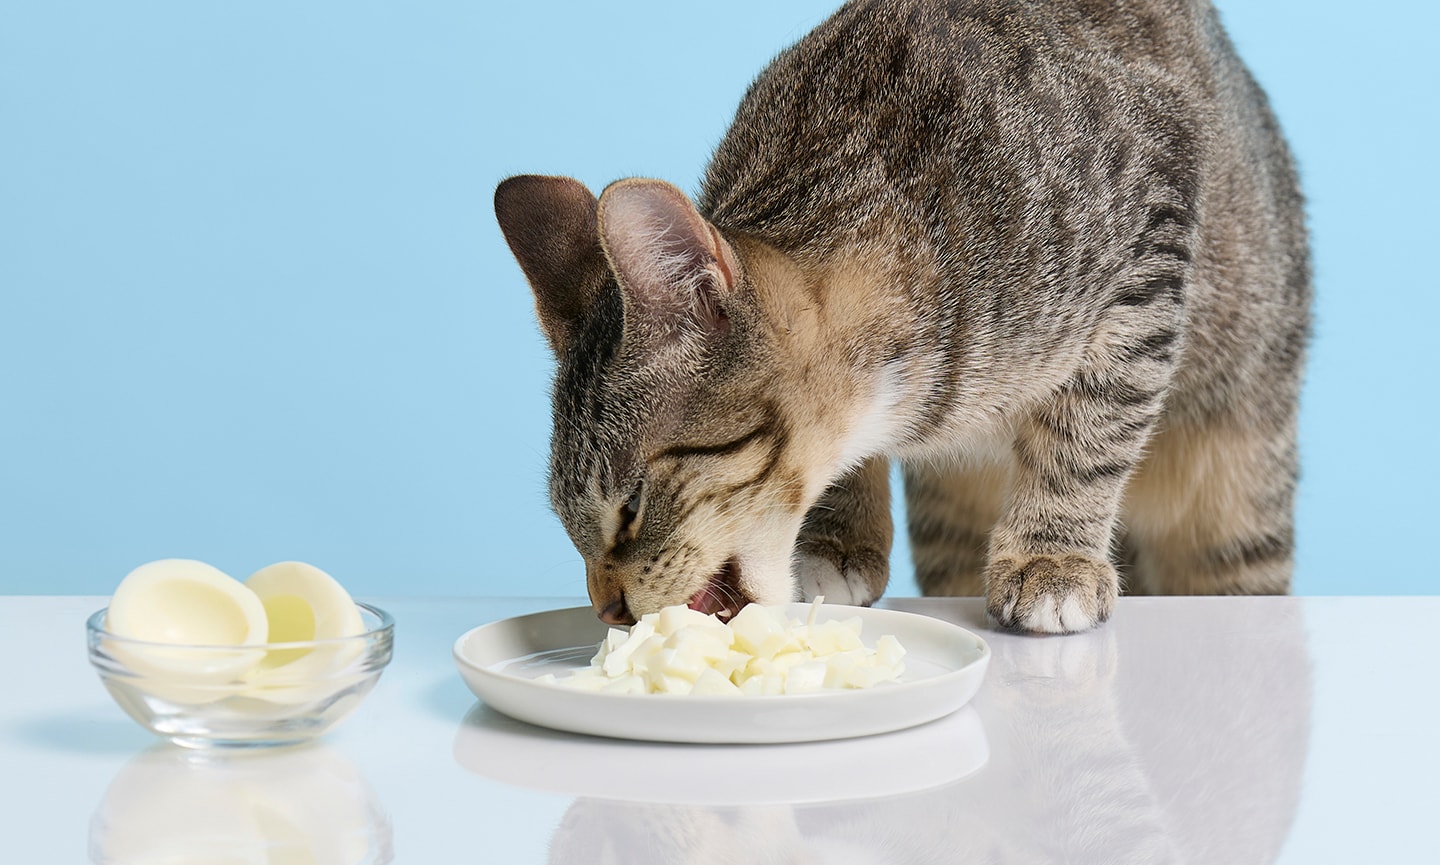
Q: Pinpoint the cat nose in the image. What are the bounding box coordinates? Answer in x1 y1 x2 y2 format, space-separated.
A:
598 595 635 626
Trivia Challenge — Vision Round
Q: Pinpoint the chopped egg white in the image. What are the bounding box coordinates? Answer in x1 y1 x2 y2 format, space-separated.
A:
543 597 906 696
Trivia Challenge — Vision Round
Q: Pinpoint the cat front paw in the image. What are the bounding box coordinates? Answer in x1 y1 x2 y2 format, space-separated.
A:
793 537 888 606
985 554 1117 634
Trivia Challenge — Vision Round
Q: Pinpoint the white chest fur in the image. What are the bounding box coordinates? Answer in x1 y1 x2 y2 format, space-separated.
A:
833 362 907 475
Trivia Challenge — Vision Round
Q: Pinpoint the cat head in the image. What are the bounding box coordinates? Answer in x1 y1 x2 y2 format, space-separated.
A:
495 175 839 623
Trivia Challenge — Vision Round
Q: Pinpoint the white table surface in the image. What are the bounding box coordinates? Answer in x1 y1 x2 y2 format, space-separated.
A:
2 595 1436 864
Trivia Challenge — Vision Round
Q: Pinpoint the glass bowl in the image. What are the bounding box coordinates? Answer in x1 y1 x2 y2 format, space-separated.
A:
87 602 394 748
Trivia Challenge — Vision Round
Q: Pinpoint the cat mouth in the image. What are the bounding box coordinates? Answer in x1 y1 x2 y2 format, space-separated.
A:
687 558 751 620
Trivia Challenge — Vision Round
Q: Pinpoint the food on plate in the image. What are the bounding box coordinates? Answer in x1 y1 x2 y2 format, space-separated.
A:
538 597 906 696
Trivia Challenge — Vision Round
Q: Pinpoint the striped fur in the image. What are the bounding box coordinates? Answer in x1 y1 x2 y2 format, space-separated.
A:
495 0 1310 632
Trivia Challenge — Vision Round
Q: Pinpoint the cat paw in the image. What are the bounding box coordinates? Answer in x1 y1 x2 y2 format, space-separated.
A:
792 538 888 606
985 554 1117 634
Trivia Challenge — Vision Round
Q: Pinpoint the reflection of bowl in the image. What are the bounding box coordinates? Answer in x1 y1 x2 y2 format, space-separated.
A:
87 603 394 748
90 742 393 864
453 702 989 806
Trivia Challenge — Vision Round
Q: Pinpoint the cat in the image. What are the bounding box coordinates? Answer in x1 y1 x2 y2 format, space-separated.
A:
494 0 1310 633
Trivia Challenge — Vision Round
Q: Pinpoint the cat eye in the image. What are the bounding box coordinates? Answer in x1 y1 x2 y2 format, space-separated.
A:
617 482 643 539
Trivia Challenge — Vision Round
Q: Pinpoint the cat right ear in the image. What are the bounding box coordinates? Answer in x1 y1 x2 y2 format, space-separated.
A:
597 178 740 345
494 175 605 355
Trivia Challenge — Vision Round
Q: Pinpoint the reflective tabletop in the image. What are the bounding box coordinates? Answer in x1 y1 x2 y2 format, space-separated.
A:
3 595 1436 863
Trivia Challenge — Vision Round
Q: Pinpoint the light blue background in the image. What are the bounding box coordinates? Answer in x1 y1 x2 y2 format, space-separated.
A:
2 1 1434 597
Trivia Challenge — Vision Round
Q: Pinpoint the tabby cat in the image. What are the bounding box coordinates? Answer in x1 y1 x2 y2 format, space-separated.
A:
494 0 1309 633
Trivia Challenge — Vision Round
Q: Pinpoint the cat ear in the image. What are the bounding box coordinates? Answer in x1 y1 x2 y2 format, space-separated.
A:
494 174 605 354
596 178 739 342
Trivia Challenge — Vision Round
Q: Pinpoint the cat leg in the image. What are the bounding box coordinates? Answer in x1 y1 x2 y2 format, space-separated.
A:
793 456 892 605
1122 417 1296 595
902 457 1011 596
987 328 1177 632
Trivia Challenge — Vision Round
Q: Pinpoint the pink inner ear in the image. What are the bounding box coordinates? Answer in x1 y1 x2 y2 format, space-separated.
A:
599 179 733 333
708 223 737 287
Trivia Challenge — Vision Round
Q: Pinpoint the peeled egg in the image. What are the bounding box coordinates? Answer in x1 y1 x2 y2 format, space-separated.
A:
245 561 364 645
242 561 365 700
100 557 374 713
105 559 269 685
108 559 268 645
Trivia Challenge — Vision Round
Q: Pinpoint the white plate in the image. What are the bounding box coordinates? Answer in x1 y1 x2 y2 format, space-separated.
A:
452 603 991 744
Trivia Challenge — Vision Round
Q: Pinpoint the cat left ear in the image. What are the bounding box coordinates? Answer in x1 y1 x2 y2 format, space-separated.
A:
494 174 606 355
597 178 740 342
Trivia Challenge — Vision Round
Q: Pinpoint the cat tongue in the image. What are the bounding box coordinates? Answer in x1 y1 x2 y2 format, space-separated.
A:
688 559 745 619
687 581 730 617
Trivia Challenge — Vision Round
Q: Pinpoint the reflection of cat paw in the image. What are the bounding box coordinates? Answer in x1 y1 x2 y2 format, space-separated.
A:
793 538 887 606
998 622 1120 701
985 554 1116 634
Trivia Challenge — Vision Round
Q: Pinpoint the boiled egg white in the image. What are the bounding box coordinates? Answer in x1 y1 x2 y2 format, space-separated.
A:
245 561 364 645
548 597 906 696
104 559 269 684
242 561 366 700
102 558 370 707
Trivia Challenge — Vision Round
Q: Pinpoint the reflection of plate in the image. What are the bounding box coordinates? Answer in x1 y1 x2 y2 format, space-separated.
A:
452 604 990 744
453 702 989 806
